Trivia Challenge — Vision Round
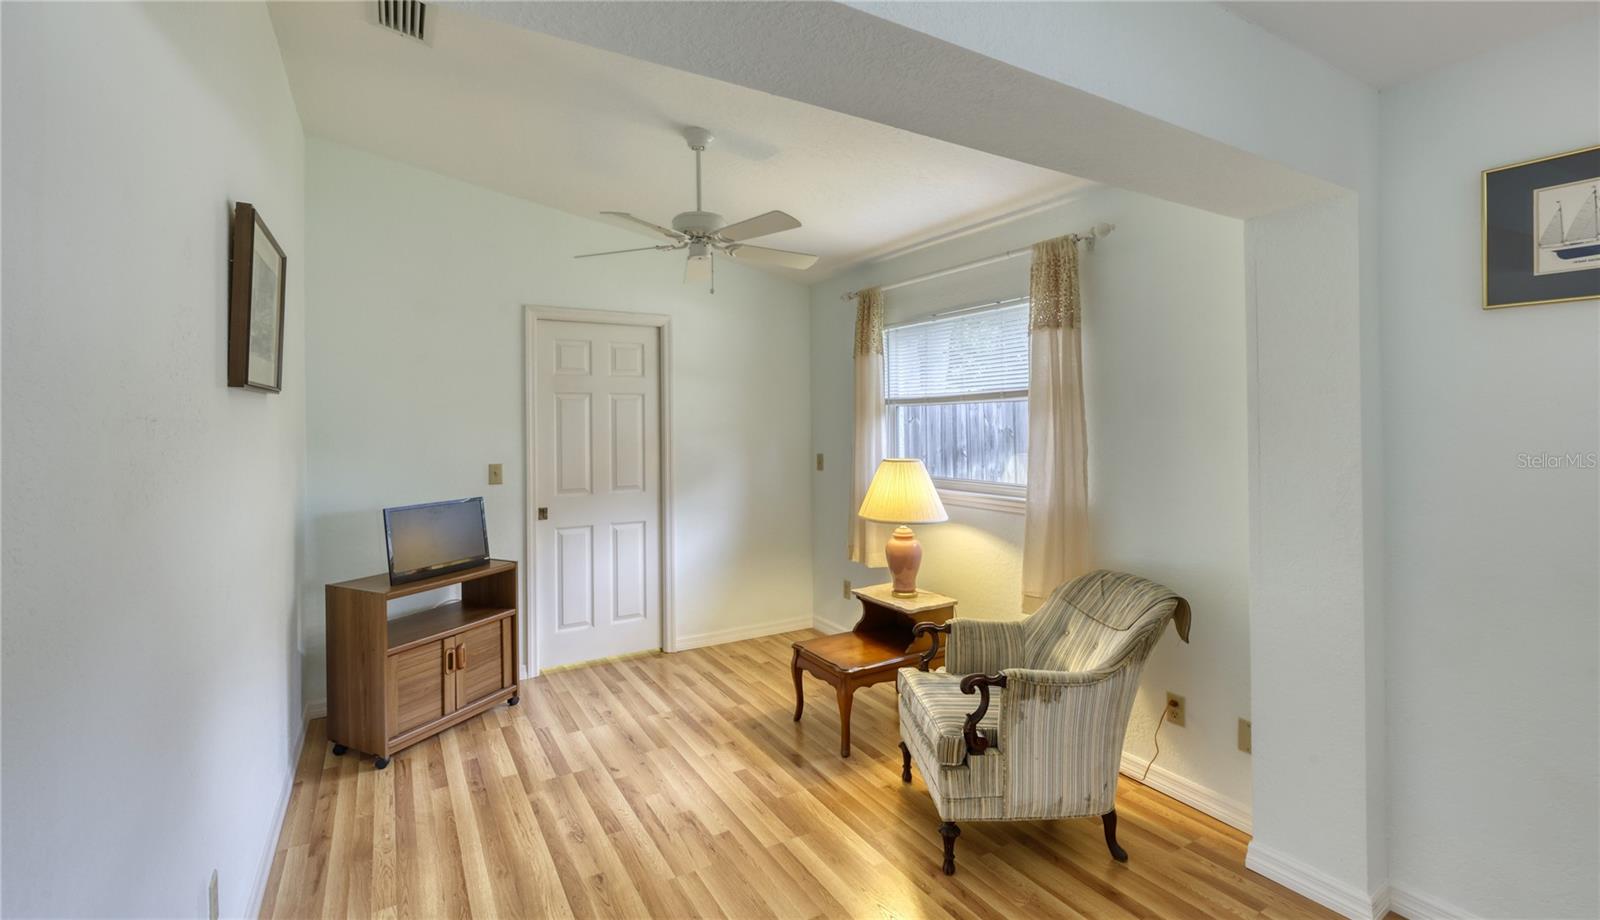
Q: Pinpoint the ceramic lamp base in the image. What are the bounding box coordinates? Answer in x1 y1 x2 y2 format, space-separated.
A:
885 525 923 597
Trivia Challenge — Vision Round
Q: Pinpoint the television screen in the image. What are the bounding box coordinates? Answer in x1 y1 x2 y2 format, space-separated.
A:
383 497 490 584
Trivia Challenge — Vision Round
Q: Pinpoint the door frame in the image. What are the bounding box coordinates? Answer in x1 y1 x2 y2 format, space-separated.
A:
523 305 676 678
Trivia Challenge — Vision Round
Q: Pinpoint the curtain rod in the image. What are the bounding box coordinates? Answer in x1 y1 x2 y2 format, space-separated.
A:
841 222 1114 301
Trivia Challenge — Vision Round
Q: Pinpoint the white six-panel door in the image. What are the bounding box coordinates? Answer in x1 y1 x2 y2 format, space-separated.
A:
534 319 662 669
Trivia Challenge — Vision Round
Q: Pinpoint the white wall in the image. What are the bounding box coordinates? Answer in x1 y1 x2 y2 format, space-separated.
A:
301 139 814 702
810 185 1254 817
1 4 307 917
1244 194 1382 907
1380 19 1600 919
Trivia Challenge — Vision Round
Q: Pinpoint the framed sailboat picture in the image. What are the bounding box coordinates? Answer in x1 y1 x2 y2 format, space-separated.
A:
1483 145 1600 309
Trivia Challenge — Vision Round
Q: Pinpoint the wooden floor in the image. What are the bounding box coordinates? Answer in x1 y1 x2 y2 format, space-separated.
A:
262 630 1343 919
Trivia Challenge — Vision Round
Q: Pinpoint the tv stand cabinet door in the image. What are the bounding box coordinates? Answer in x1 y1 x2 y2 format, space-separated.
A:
388 640 449 739
453 619 510 708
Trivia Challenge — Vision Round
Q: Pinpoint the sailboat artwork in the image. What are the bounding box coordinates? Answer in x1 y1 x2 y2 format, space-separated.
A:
1483 144 1599 309
1534 178 1600 275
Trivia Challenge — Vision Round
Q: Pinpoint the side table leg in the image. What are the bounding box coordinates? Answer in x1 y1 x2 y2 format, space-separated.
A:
837 685 855 757
791 648 804 722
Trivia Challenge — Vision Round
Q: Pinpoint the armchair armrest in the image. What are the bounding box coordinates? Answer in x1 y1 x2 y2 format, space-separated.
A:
956 665 1129 757
912 621 950 671
1001 666 1119 687
944 618 1027 675
958 672 1009 754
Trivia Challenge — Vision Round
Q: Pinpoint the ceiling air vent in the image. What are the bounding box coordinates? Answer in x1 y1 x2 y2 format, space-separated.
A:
375 0 428 43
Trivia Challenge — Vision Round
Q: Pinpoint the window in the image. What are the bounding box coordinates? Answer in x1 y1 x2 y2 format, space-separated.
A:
884 303 1028 500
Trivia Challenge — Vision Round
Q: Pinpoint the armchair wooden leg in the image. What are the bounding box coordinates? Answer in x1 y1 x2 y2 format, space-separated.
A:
1102 809 1128 862
938 821 960 875
898 741 912 782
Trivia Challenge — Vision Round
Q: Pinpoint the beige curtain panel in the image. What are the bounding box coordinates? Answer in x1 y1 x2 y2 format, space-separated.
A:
847 288 890 567
1022 235 1090 607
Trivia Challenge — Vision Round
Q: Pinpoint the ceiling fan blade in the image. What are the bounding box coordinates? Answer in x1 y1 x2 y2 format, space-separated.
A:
715 210 801 242
726 244 819 270
684 253 712 283
574 246 670 259
600 211 685 241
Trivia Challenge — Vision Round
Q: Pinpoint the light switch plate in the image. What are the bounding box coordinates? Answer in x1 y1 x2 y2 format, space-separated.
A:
488 463 503 485
816 453 825 471
843 579 852 599
1238 718 1252 753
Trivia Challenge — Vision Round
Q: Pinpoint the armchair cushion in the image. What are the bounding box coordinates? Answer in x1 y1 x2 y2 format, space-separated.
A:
943 618 1026 675
897 668 1001 766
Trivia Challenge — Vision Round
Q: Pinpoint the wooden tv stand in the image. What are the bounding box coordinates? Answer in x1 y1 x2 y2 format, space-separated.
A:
325 559 519 768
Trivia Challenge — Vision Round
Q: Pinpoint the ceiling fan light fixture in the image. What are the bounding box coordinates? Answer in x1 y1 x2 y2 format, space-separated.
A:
574 126 819 290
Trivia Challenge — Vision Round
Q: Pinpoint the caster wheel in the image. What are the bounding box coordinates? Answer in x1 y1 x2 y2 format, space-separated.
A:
373 756 390 770
508 696 520 706
331 743 348 756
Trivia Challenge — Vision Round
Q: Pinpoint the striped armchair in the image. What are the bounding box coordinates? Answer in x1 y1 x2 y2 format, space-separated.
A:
896 570 1191 875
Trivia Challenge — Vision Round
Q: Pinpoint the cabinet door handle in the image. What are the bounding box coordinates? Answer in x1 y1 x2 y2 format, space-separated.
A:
457 643 467 669
445 647 455 672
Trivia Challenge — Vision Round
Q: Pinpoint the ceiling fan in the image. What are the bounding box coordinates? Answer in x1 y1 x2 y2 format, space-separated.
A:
575 126 819 292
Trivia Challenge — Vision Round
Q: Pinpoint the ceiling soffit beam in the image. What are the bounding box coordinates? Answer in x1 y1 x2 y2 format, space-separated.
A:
451 0 1340 219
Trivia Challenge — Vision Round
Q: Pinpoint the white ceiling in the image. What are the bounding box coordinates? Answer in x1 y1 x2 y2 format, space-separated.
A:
1222 1 1597 88
267 2 1091 280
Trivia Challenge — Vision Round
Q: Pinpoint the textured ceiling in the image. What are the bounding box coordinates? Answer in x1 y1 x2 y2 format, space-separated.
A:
1222 1 1597 88
267 2 1092 280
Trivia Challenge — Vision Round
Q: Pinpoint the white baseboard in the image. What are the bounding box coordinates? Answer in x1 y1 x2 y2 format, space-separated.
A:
1118 750 1252 833
811 612 855 635
1245 842 1388 920
303 697 327 721
246 709 309 920
675 615 814 650
1387 885 1480 920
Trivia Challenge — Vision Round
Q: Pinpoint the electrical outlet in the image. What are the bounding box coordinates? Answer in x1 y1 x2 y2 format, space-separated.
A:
1238 718 1252 753
487 463 503 485
816 453 825 472
843 579 853 599
1165 692 1186 727
208 870 219 920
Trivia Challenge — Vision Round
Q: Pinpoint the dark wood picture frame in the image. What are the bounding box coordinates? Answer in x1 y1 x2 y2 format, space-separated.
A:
228 202 288 391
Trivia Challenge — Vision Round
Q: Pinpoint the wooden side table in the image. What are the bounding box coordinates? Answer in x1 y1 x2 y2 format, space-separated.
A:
792 585 957 757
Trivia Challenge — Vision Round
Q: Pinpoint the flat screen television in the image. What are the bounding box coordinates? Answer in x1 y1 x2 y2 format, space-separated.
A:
383 497 490 585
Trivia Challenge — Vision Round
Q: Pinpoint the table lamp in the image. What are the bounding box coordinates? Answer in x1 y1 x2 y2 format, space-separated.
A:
858 458 948 597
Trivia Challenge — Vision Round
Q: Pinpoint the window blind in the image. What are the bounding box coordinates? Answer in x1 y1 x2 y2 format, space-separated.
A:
884 303 1029 402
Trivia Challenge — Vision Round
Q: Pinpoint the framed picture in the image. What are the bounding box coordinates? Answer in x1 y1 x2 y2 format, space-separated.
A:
228 202 287 391
1482 144 1600 310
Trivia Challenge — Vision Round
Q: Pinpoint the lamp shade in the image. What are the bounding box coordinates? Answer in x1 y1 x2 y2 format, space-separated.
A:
858 458 948 524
